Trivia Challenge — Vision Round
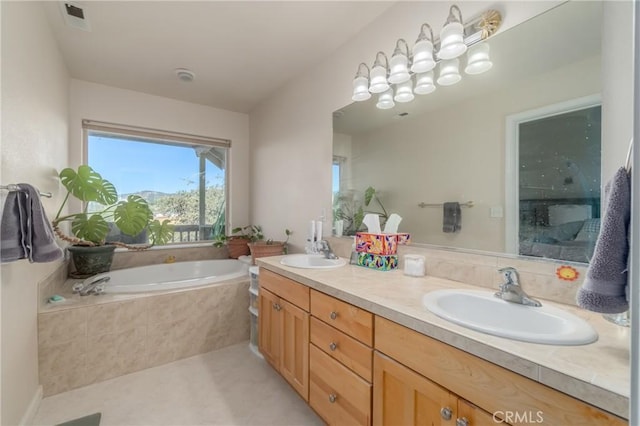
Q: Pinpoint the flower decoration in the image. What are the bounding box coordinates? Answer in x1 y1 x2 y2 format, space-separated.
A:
556 265 579 281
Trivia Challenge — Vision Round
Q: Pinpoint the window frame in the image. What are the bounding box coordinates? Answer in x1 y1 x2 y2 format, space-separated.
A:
82 119 231 246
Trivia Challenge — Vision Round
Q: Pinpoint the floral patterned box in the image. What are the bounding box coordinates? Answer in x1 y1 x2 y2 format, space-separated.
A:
355 232 411 255
356 252 398 271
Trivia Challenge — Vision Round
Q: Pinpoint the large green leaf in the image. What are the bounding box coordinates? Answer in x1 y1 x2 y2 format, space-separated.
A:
148 220 175 245
113 195 153 236
59 165 118 205
71 213 110 244
364 186 376 207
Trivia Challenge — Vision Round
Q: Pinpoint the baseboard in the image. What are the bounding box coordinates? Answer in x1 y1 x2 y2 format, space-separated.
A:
19 385 42 426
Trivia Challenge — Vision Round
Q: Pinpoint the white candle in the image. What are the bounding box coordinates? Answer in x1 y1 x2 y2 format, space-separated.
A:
316 220 323 242
309 220 315 242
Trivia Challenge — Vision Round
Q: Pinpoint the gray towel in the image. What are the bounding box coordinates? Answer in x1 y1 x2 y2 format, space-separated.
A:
1 184 63 263
442 202 461 233
576 168 630 313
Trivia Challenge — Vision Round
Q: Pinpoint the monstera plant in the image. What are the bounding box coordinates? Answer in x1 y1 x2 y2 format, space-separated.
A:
52 165 174 277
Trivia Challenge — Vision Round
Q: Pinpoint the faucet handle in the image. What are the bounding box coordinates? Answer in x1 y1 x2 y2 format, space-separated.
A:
498 267 519 285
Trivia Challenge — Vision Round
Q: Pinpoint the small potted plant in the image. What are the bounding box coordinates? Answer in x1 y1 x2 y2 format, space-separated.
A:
213 225 264 259
248 229 292 265
52 165 175 277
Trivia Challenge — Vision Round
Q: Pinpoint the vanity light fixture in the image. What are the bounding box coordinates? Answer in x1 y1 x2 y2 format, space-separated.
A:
350 5 502 109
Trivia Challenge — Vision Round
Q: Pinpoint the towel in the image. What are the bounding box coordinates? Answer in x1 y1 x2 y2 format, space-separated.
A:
442 202 461 233
576 168 630 313
1 184 63 263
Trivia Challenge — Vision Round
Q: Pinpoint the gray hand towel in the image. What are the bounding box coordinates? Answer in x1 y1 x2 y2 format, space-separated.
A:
576 168 630 313
443 202 461 233
1 184 63 263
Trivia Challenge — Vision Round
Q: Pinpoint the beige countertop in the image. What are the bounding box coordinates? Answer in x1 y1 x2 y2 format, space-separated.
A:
257 256 630 419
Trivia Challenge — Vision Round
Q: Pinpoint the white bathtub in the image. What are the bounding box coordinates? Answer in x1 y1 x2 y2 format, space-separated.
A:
90 259 249 294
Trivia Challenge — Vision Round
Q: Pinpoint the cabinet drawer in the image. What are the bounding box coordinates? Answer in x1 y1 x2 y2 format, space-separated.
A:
375 316 626 426
310 344 371 426
310 316 372 381
260 269 309 311
310 289 373 345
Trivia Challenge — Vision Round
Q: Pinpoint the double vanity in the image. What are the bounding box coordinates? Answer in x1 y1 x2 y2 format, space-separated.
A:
257 254 628 425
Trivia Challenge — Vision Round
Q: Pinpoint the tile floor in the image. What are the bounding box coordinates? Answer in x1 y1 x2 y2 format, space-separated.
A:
33 342 323 426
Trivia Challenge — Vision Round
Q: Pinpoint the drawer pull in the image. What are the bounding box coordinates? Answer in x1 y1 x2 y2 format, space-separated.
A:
328 393 337 403
456 417 469 426
273 303 281 311
330 311 338 320
329 342 338 351
440 407 453 421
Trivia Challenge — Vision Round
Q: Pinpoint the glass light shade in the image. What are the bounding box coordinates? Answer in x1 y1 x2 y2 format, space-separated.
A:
388 53 411 84
369 65 390 93
465 43 493 75
437 21 467 60
411 39 436 73
437 59 462 86
414 71 436 95
376 88 395 110
351 76 371 101
394 80 415 103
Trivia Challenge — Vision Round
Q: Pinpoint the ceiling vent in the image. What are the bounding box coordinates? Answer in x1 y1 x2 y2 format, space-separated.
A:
59 2 91 32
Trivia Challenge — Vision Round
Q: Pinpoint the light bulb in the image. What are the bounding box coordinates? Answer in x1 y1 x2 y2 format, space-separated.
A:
437 59 462 86
414 71 436 95
376 88 395 109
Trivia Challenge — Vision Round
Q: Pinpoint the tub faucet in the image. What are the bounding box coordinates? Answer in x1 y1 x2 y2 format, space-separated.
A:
319 240 339 259
494 267 542 307
73 276 110 296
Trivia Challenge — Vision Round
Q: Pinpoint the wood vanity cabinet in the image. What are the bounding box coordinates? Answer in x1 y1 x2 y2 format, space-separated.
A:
308 289 374 425
374 316 627 426
258 269 310 401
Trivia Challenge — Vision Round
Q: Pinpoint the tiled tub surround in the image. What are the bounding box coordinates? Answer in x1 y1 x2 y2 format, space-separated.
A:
257 256 630 419
38 277 249 396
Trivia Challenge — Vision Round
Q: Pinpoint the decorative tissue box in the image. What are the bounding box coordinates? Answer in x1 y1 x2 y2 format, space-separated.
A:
356 252 398 271
355 232 411 255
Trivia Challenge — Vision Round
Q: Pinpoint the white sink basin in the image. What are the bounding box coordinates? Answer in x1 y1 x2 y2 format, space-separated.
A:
423 289 598 345
280 254 347 269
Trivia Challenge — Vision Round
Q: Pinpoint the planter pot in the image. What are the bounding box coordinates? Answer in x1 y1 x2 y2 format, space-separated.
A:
67 245 117 278
227 237 250 259
248 241 286 265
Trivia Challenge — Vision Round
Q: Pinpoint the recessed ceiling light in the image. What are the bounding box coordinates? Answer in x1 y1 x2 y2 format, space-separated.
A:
175 68 195 83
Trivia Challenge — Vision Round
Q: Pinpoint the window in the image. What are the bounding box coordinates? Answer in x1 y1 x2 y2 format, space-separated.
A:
84 120 229 244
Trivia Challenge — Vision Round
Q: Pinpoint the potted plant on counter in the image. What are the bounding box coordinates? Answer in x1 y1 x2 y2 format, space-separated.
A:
213 225 264 259
52 165 174 277
248 229 292 265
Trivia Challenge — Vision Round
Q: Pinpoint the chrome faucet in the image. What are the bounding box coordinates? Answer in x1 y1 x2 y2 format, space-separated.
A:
319 240 339 259
72 276 110 296
494 267 542 307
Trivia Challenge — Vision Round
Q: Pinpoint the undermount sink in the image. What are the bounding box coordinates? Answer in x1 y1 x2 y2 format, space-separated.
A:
423 289 598 345
280 254 347 269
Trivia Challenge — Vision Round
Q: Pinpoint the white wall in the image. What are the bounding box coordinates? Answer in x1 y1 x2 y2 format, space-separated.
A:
68 80 251 229
0 2 70 424
249 1 563 251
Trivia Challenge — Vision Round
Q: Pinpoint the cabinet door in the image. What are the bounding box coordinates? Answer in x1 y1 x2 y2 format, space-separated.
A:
280 298 310 401
373 352 457 426
258 288 280 369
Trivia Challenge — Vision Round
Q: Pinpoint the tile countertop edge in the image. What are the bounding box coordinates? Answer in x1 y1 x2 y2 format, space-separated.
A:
257 258 629 420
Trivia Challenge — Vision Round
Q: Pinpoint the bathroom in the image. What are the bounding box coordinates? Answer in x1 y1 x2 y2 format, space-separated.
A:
1 1 637 425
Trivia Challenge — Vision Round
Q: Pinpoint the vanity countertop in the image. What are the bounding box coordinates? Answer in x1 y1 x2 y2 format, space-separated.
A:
257 257 630 419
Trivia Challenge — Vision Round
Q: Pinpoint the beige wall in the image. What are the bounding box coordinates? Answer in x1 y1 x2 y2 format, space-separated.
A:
347 55 600 252
68 80 251 229
0 2 70 425
249 1 563 252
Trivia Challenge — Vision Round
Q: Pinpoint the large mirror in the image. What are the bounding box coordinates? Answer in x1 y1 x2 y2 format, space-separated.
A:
332 1 607 264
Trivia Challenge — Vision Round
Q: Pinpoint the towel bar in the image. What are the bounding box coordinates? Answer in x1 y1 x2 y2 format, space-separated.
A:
418 201 474 208
0 184 52 198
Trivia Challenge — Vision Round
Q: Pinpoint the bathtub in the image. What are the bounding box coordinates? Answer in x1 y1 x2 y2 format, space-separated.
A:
88 259 249 293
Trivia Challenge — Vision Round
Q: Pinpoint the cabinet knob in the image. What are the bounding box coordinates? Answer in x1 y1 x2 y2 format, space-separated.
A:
456 417 469 426
328 393 337 403
330 311 338 320
329 342 338 351
440 407 453 421
273 303 281 311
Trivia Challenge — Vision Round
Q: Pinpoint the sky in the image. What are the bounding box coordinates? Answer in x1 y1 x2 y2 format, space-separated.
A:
89 135 224 194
